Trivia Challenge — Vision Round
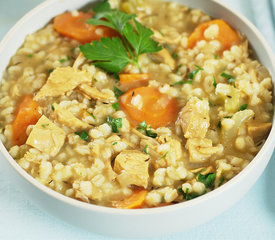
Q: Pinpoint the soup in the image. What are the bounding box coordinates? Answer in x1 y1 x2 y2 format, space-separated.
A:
0 0 272 208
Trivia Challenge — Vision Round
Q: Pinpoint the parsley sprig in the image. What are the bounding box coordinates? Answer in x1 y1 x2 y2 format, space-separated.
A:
80 0 162 73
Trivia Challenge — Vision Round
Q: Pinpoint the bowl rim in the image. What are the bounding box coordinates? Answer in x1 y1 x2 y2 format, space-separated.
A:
0 0 274 216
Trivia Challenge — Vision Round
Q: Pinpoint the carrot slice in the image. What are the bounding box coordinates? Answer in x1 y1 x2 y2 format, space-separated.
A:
187 19 240 52
112 189 148 209
119 87 179 128
12 95 41 146
53 12 118 43
119 73 150 90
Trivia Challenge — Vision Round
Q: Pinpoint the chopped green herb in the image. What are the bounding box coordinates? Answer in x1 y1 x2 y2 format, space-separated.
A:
87 111 96 120
175 63 183 74
212 76 217 87
93 78 98 82
224 116 231 118
114 86 124 99
75 131 89 142
144 144 149 154
160 151 168 159
137 121 147 130
172 53 178 59
217 120 222 129
188 65 204 80
112 142 118 145
41 124 49 128
221 72 235 85
48 68 54 74
112 102 119 111
137 121 157 138
27 54 33 58
81 3 162 73
239 104 248 111
59 58 66 63
198 172 216 188
178 188 202 200
66 55 71 60
214 54 218 59
218 176 225 186
209 101 213 107
106 115 122 133
51 104 55 111
173 80 193 86
145 129 157 138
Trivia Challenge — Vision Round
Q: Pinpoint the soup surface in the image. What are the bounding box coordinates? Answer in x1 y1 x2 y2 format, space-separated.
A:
0 0 273 208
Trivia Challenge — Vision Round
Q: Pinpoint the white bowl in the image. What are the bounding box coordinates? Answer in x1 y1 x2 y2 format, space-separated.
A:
0 0 274 238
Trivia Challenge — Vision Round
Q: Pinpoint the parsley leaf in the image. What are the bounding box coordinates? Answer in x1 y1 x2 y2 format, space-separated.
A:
188 65 203 80
75 131 89 142
239 104 248 111
114 86 124 99
91 1 136 35
123 19 162 59
80 38 131 73
106 115 122 133
198 172 216 188
92 0 111 14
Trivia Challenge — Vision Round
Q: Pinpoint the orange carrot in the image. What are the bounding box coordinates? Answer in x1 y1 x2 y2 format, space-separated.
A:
112 189 148 209
119 87 179 128
53 12 118 43
119 73 150 90
12 95 41 146
187 19 240 52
